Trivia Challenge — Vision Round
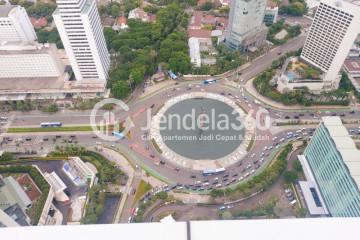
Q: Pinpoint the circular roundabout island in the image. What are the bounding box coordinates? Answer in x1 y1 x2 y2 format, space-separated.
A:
150 92 256 170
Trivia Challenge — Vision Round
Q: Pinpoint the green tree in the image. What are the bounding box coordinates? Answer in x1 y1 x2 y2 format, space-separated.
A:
0 152 16 162
293 159 303 173
112 81 131 99
284 171 298 184
199 1 213 11
110 4 120 18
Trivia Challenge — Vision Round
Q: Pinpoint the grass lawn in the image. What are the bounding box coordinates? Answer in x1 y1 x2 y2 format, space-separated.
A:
7 125 94 133
132 180 152 207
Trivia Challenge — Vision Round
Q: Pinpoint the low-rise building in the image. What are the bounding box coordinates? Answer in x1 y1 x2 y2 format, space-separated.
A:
343 58 360 92
298 116 360 217
113 15 128 31
29 17 48 29
151 71 166 82
128 7 155 22
189 37 201 67
0 42 65 79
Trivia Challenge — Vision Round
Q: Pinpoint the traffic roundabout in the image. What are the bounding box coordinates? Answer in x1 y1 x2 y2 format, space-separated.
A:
149 92 256 170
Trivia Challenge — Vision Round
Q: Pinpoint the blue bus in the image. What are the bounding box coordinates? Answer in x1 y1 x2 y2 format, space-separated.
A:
203 78 217 84
168 70 178 80
40 122 62 127
202 168 226 176
112 131 125 139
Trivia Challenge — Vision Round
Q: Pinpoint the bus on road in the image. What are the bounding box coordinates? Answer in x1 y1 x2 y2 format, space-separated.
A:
40 122 62 127
112 131 125 139
168 70 178 80
203 78 217 84
202 168 226 176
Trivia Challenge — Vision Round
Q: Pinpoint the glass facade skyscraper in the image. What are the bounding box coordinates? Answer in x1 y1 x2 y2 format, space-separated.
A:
304 117 360 217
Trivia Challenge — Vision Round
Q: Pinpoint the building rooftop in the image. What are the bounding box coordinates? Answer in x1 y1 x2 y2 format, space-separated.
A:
322 116 360 188
0 5 16 17
344 58 360 72
188 29 211 39
0 176 32 211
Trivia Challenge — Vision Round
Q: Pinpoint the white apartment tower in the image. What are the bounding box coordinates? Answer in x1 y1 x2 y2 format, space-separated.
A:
300 0 360 89
53 0 110 83
226 0 267 52
0 5 37 43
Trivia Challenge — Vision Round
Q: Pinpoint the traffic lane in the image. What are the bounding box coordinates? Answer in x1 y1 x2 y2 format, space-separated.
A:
227 35 306 82
120 177 141 223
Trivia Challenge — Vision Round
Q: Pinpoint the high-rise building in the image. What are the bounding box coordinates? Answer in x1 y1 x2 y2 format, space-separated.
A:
0 5 37 43
53 0 110 84
226 0 267 52
299 116 360 217
300 0 360 89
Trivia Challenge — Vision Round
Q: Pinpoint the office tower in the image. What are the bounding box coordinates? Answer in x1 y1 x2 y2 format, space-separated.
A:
301 116 360 217
0 5 37 43
300 0 360 89
53 0 110 83
226 0 267 52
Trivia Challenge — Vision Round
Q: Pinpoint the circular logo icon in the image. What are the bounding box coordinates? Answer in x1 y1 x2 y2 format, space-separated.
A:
90 98 134 141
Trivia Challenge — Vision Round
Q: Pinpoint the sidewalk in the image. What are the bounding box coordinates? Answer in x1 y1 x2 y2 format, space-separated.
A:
245 78 353 111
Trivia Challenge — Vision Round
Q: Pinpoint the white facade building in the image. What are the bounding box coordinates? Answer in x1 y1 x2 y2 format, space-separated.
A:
300 0 360 89
226 0 267 52
0 43 65 79
53 0 110 84
0 5 37 43
189 37 201 67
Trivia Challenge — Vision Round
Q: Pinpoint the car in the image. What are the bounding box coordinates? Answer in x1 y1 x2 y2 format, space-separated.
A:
246 164 252 169
150 154 155 158
25 137 32 141
218 206 226 211
285 116 290 119
174 167 180 171
294 116 299 119
290 199 297 206
223 174 229 178
159 160 165 165
280 138 285 142
150 104 155 108
350 110 355 114
43 137 49 141
215 183 222 188
284 188 292 194
190 175 197 179
251 153 256 158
